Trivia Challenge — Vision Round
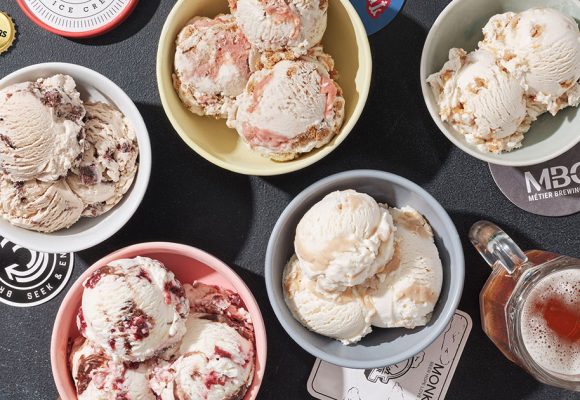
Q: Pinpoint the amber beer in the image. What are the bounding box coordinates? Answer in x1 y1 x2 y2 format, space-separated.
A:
471 222 580 391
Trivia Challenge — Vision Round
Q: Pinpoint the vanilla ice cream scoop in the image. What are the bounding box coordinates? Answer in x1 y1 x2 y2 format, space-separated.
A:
0 175 83 233
428 48 529 153
228 58 344 161
0 74 85 182
67 102 139 217
230 0 327 56
294 190 396 293
78 257 189 362
283 255 375 344
70 337 156 400
481 8 580 115
173 14 254 118
150 315 255 400
371 207 443 329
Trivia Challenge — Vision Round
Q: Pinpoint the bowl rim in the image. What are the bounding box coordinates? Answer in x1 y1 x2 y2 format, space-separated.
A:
0 62 152 253
50 241 267 400
419 0 580 167
156 0 372 176
265 169 465 368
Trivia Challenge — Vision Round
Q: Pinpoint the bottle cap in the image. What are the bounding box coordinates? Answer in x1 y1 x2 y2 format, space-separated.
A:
0 12 16 54
17 0 139 38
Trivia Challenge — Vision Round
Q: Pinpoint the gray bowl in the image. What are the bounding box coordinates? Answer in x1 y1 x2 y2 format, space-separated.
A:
265 170 465 368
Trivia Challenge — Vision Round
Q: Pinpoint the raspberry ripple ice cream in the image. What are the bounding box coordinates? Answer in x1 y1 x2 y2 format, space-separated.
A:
77 257 189 362
70 337 156 400
283 190 444 345
228 57 345 161
428 7 580 154
173 14 254 118
69 260 257 400
229 0 327 56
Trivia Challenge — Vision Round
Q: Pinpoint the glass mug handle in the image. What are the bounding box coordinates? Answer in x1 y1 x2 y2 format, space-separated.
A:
469 221 528 275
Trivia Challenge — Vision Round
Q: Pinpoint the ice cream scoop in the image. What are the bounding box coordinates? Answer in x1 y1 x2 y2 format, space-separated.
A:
69 337 156 400
481 8 580 115
184 281 255 342
427 48 529 153
173 14 254 118
78 257 189 363
294 190 396 293
371 207 443 329
67 102 139 217
283 255 375 344
229 0 327 56
149 315 255 400
227 57 345 161
0 74 85 182
0 176 83 233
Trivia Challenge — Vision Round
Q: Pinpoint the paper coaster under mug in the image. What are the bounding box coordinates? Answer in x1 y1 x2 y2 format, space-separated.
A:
489 144 580 217
308 310 472 400
350 0 406 35
0 236 73 307
17 0 138 38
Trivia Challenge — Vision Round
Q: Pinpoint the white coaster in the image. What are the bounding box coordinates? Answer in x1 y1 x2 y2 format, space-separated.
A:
307 310 472 400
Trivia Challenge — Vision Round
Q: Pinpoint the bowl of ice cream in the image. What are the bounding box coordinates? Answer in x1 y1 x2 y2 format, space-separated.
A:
421 0 580 166
0 62 151 253
157 0 371 175
265 170 464 368
51 242 267 400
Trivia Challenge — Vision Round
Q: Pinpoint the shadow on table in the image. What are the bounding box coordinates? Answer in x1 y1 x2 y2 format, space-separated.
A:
262 14 452 197
70 1 161 46
78 103 253 265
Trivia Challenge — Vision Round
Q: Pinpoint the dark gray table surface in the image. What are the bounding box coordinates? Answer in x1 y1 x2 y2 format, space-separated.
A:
0 1 578 399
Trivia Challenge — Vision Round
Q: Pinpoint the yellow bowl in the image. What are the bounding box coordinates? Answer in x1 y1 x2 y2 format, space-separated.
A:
157 0 372 176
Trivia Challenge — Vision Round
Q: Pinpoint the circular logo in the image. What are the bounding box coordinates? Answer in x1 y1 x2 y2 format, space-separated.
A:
0 237 74 307
0 12 16 54
490 144 580 217
17 0 138 38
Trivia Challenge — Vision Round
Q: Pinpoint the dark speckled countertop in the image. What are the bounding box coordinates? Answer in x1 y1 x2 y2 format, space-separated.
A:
0 1 578 399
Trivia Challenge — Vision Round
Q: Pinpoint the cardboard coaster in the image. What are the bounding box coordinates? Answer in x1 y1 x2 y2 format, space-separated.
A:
489 144 580 217
350 0 406 35
17 0 139 38
0 236 73 307
308 310 472 400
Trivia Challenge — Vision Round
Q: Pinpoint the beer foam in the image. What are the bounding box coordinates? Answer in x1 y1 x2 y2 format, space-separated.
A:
520 269 580 376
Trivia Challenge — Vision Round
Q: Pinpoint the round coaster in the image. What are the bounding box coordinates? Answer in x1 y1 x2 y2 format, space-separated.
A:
350 0 406 35
0 12 16 54
17 0 139 38
489 144 580 217
0 236 74 307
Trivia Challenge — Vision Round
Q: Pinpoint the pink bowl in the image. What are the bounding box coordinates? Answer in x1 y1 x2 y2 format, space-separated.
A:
51 242 267 399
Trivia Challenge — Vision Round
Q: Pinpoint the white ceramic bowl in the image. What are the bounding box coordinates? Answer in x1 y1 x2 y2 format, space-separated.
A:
0 63 151 253
420 0 580 166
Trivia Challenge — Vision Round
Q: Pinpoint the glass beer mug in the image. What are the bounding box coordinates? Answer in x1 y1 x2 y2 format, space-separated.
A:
469 221 579 391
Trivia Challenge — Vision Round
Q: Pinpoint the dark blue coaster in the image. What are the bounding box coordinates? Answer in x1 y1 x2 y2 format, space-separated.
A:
350 0 406 35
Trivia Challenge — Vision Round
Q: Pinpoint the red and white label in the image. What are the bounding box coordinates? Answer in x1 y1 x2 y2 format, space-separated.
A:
366 0 391 19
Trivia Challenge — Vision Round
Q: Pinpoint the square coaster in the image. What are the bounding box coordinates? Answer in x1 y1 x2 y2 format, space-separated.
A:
308 310 472 400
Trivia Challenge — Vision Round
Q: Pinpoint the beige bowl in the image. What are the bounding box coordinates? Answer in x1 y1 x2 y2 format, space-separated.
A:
157 0 371 176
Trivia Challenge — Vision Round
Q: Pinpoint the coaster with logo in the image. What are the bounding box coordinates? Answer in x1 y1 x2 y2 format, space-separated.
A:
350 0 406 35
17 0 139 38
489 144 580 217
307 310 472 400
0 236 74 307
